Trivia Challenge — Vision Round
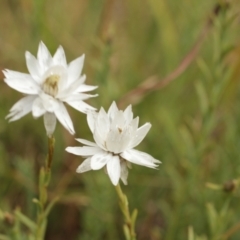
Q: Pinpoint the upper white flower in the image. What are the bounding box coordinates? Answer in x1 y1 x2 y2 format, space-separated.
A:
3 41 98 135
66 101 160 185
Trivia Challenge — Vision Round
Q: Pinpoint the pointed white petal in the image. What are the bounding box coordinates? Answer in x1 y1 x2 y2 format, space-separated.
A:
3 69 31 80
129 117 139 133
90 152 111 170
107 156 121 185
4 74 40 94
54 102 75 135
76 84 98 93
96 107 110 137
123 104 133 124
107 101 118 120
44 112 57 136
67 54 85 86
120 161 129 185
93 128 107 150
66 146 102 156
87 110 97 133
66 146 82 155
6 95 36 122
121 149 161 169
62 93 98 102
3 69 36 82
37 41 52 71
32 97 46 118
25 52 41 81
105 129 120 153
76 157 92 173
75 138 97 147
92 108 110 150
53 45 67 66
66 99 96 114
129 123 151 149
110 110 126 132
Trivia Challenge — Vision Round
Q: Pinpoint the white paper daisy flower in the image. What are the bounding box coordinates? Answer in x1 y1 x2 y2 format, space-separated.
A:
3 41 98 136
66 101 160 185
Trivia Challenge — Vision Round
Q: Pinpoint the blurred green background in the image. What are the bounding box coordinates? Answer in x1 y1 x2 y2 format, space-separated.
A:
1 0 240 239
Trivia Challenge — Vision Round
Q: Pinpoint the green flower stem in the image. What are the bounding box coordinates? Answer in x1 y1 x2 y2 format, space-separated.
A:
46 136 55 171
35 136 55 240
115 183 138 240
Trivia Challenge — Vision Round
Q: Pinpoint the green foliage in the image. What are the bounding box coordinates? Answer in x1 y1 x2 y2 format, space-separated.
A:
1 0 240 239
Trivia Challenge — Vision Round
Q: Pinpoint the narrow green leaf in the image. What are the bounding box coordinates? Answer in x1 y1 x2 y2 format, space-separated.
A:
131 209 138 230
197 58 213 82
123 224 131 240
206 203 217 235
195 80 209 115
43 196 59 218
14 209 36 232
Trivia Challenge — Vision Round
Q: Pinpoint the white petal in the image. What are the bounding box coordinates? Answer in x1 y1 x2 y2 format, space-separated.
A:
62 93 98 102
54 102 75 135
107 101 118 120
53 45 67 66
125 117 140 140
76 84 98 93
57 75 86 99
32 97 46 118
106 128 131 154
129 123 151 149
44 112 57 137
120 161 128 185
93 128 107 150
66 99 96 114
92 108 110 150
6 95 36 122
96 107 110 137
3 69 31 80
90 152 112 170
39 92 60 112
107 156 121 185
25 52 41 81
76 157 92 173
121 149 161 169
66 146 102 156
87 110 97 133
67 54 85 86
4 72 40 95
110 110 125 130
129 117 139 133
123 104 133 124
75 138 97 147
37 41 52 71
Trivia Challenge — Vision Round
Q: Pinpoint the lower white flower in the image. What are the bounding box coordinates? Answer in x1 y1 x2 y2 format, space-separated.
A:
4 41 98 136
66 101 161 185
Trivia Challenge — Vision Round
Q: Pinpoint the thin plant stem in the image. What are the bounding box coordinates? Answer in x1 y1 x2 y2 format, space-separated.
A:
35 136 55 240
46 136 55 171
115 183 137 240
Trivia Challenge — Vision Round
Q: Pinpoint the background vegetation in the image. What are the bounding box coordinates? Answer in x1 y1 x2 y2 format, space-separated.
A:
1 0 240 239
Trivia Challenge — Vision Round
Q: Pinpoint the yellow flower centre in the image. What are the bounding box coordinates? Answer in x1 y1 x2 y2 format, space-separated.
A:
42 74 60 97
